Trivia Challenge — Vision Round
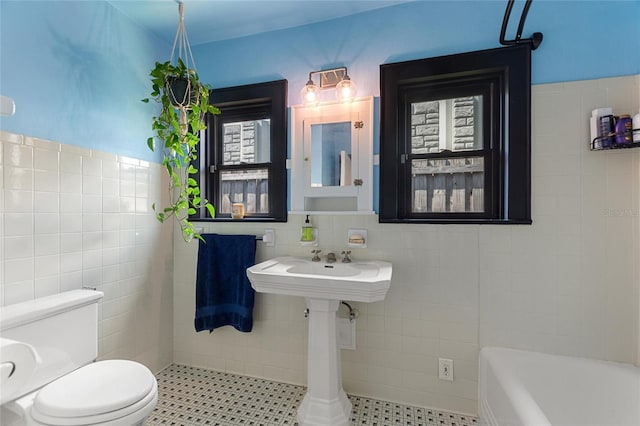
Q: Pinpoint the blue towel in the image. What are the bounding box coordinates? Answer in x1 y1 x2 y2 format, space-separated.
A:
195 234 256 333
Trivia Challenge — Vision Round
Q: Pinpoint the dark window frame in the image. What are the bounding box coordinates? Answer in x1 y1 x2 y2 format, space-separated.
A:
195 79 287 222
380 45 532 224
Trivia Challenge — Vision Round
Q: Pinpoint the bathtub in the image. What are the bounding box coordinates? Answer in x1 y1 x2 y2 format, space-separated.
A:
479 347 640 426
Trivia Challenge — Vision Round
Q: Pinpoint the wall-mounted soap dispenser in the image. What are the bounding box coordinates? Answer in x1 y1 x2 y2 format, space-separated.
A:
300 215 318 246
302 215 313 241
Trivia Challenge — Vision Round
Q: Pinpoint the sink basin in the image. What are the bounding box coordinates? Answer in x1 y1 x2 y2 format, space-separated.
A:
247 256 392 302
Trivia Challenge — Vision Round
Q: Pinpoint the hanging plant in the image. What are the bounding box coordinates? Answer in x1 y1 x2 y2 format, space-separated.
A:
142 3 220 242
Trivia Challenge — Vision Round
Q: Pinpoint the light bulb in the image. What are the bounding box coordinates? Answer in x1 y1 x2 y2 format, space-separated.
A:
300 79 319 105
336 75 357 102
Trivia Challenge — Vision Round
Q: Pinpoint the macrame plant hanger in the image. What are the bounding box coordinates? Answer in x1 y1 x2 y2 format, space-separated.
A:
167 1 199 133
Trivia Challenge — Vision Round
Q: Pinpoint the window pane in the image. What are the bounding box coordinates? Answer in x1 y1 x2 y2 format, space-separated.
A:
411 157 484 213
410 96 483 154
222 119 270 165
219 169 269 214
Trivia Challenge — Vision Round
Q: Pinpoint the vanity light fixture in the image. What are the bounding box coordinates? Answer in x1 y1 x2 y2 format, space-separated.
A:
300 67 357 105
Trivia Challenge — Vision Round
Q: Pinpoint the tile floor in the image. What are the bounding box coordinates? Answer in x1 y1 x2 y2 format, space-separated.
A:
145 364 478 426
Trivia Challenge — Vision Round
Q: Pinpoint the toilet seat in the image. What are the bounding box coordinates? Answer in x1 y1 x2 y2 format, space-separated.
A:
30 360 157 426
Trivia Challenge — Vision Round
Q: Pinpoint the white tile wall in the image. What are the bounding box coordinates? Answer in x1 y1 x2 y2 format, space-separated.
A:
0 132 174 373
480 76 639 363
172 75 640 416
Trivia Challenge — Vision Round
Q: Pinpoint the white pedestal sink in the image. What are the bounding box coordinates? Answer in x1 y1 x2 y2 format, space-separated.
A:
247 256 392 426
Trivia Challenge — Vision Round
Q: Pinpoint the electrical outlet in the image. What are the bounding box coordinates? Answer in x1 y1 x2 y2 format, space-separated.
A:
438 358 454 381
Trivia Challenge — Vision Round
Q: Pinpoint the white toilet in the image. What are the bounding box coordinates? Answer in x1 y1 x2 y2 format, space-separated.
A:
0 290 158 426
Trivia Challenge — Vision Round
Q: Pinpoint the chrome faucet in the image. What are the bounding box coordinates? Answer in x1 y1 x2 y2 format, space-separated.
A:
311 249 322 262
326 252 337 263
341 250 352 263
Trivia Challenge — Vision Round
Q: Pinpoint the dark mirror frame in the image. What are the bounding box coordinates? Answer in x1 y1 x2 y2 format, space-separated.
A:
379 45 532 224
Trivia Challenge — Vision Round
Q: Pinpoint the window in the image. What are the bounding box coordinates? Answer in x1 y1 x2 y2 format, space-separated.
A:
197 80 287 222
380 45 532 224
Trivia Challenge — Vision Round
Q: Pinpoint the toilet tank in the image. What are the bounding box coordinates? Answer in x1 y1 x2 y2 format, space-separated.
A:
0 290 104 396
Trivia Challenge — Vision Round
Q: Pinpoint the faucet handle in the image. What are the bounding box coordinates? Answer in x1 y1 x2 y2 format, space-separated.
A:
311 249 322 262
341 250 352 263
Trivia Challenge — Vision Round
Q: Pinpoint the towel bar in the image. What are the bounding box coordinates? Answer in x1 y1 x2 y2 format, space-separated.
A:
194 228 275 247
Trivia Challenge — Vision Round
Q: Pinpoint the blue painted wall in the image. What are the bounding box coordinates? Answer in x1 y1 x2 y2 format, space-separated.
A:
1 1 638 165
0 1 167 162
194 1 639 95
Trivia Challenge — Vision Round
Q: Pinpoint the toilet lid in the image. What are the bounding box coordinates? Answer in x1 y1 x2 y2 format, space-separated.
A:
33 360 155 420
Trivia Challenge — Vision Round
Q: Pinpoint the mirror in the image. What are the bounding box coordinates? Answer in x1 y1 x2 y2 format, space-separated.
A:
310 122 351 187
291 97 374 213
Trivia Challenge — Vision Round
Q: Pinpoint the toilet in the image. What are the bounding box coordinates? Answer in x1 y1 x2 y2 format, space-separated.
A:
0 290 158 426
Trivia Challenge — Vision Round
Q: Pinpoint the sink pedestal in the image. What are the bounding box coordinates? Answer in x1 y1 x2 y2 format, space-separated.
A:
297 298 351 426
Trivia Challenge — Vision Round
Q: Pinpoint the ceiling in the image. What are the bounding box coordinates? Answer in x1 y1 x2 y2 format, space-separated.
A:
108 0 412 46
